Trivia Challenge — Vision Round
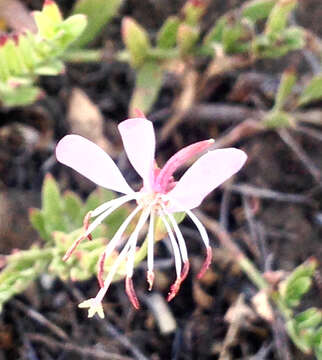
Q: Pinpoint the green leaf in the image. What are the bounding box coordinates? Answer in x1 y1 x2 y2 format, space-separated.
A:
296 308 322 330
263 110 293 128
42 0 63 25
286 319 313 353
122 17 151 68
157 16 180 49
63 191 83 228
72 0 122 48
273 68 297 111
177 23 199 56
298 75 322 106
280 258 317 308
265 0 297 34
204 16 227 46
29 208 51 242
42 173 66 234
182 0 206 26
242 0 276 22
0 84 42 107
57 14 88 49
34 59 65 75
129 61 163 116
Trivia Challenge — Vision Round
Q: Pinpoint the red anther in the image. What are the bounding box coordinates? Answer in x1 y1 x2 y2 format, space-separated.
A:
147 270 155 291
11 33 19 45
83 211 92 240
181 261 190 282
167 278 181 302
0 35 8 46
133 108 146 118
197 246 212 279
125 276 140 310
97 252 106 288
63 234 85 261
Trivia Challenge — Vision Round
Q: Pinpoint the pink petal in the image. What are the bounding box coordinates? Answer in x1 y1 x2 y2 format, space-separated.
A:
56 135 133 194
118 118 155 189
167 148 247 211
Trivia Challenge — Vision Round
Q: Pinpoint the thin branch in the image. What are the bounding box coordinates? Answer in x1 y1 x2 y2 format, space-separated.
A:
278 128 322 183
228 183 312 204
27 333 133 360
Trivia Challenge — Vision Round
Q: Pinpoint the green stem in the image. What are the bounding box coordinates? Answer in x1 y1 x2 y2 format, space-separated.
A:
238 256 268 289
62 49 105 63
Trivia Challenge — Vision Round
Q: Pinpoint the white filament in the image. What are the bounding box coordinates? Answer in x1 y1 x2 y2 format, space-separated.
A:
147 210 155 273
161 204 188 263
126 208 151 278
163 194 210 250
91 193 137 218
159 211 182 279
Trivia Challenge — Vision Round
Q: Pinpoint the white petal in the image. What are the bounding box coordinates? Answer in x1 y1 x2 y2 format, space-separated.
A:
118 118 156 189
56 135 133 194
167 148 247 211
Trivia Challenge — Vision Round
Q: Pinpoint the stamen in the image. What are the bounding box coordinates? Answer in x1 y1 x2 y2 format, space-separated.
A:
63 233 86 261
167 261 190 302
97 251 106 288
123 208 151 309
197 246 212 279
125 276 140 310
163 195 213 278
95 237 133 304
91 193 137 218
159 211 182 279
167 278 181 302
156 139 214 192
101 205 142 266
181 260 190 282
63 194 137 262
161 204 188 263
147 210 155 290
147 270 155 291
83 211 92 240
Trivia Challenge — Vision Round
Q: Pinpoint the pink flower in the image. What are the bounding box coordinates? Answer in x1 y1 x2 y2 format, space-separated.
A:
56 116 247 318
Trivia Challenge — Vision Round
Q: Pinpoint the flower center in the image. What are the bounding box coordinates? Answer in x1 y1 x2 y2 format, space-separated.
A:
137 191 167 212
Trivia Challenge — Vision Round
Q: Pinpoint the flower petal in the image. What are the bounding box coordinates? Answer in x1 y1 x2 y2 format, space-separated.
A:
118 118 155 189
56 134 133 194
167 148 247 211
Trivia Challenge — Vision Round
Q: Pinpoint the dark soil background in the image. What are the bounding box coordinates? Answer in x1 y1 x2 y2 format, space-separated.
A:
0 0 321 359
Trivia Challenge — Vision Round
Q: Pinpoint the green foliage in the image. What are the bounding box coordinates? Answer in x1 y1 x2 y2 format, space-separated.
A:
129 61 163 117
72 0 122 48
273 69 297 111
263 69 297 128
263 110 294 128
157 16 180 50
298 74 322 106
242 0 276 22
0 1 87 107
0 174 129 312
265 0 297 34
122 17 151 68
277 259 322 357
279 259 316 308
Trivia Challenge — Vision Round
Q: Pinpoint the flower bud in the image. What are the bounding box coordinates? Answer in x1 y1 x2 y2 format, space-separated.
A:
122 17 151 68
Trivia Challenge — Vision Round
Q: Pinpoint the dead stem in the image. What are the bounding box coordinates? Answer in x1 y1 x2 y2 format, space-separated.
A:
12 299 69 341
228 183 312 204
27 333 133 360
278 128 322 183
